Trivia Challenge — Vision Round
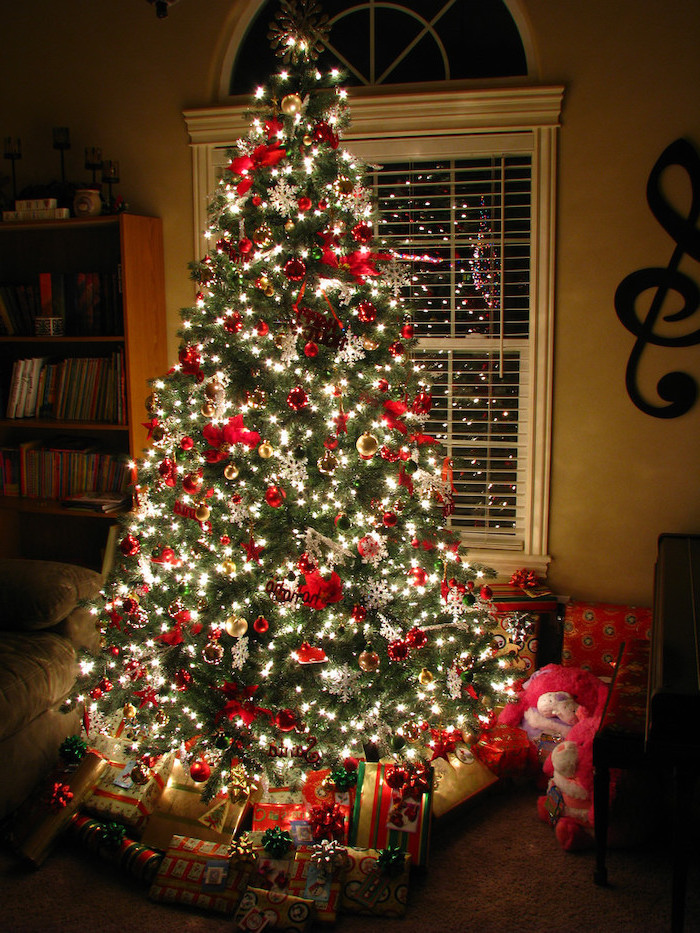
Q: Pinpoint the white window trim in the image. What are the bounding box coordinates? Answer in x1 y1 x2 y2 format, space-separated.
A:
183 85 563 578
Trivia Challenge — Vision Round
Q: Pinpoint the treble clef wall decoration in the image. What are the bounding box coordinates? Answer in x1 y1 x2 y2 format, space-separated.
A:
615 137 700 418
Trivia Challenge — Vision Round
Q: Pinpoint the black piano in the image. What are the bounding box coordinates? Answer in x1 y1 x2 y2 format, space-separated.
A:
646 533 700 932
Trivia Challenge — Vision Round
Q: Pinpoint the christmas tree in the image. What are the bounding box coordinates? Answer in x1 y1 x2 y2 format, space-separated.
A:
78 0 515 800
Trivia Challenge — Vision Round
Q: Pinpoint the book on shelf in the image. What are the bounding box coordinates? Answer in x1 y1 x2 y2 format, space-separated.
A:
2 208 70 222
0 447 20 496
61 491 130 513
0 282 39 334
22 356 49 418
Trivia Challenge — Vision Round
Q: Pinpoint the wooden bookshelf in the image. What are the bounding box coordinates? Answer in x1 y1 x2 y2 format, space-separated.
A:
0 214 168 570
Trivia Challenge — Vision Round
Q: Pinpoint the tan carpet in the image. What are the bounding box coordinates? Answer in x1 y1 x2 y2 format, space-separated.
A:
1 783 698 932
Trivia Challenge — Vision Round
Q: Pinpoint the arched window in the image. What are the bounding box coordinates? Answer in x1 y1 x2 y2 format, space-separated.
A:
185 1 560 577
230 0 528 95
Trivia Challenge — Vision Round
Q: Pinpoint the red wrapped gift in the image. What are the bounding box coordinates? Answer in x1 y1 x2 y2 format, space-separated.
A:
302 769 355 820
251 800 309 835
474 724 536 778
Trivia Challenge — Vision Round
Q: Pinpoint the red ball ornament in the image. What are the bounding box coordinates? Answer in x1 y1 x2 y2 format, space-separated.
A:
178 345 201 375
189 759 211 783
287 386 309 410
158 458 177 487
351 222 373 244
412 391 432 414
304 341 319 357
382 511 398 527
318 199 328 211
324 436 338 450
400 322 415 339
223 311 243 334
406 626 428 649
253 615 270 633
297 196 312 212
387 640 410 662
298 552 315 573
220 534 231 545
275 709 298 732
251 196 262 207
174 669 193 691
377 378 389 393
351 605 367 623
239 237 253 254
409 567 428 586
182 471 202 495
357 300 377 323
120 534 140 557
265 485 285 508
283 258 306 281
180 436 194 450
256 320 269 336
388 340 405 358
480 585 493 601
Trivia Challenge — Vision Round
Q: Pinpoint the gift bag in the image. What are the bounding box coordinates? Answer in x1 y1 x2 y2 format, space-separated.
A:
141 758 253 849
11 751 108 867
148 834 253 914
348 761 431 866
430 745 498 818
340 846 411 917
85 752 173 834
234 886 315 931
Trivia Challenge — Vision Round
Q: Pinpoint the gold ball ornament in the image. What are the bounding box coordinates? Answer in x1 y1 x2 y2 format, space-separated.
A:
224 462 240 481
356 432 379 459
258 440 274 459
317 450 338 475
303 134 313 146
224 615 249 638
418 667 434 685
362 337 379 351
264 284 275 297
281 93 303 115
201 401 216 417
253 224 273 248
195 503 211 522
285 219 295 232
151 425 165 443
222 559 237 576
335 176 354 197
205 380 221 399
123 703 137 720
358 649 380 672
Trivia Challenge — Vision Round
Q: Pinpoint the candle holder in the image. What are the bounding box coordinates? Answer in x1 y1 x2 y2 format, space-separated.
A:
101 159 120 208
84 147 103 187
52 127 71 183
3 137 21 202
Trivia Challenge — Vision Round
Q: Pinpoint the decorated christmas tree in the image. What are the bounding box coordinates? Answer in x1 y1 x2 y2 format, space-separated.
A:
77 0 515 801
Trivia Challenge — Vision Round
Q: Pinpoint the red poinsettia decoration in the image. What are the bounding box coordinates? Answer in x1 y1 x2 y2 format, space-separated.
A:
202 415 261 462
298 570 343 610
227 140 287 195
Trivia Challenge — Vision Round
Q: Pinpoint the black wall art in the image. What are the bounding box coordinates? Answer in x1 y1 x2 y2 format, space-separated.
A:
615 137 700 418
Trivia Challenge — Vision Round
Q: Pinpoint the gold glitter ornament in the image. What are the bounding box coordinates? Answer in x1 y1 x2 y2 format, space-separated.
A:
224 615 249 638
203 640 224 664
123 703 137 720
358 649 380 672
222 560 237 576
195 503 211 522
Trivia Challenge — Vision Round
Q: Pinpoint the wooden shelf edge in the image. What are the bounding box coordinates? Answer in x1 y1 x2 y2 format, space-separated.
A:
0 496 127 518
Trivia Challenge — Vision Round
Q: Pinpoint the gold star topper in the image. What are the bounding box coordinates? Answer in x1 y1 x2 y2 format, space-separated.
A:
268 0 330 63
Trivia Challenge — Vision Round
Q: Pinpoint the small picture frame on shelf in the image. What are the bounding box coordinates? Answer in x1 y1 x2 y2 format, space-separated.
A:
34 316 64 337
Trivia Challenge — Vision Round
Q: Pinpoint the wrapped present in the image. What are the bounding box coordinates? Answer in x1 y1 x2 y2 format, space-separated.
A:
141 758 254 849
85 751 173 834
235 886 315 931
301 769 354 840
252 800 309 835
70 813 163 884
11 751 108 867
473 724 536 778
488 583 558 672
348 761 431 867
287 843 347 924
148 834 254 914
243 829 297 892
340 846 411 917
561 600 651 678
430 745 499 818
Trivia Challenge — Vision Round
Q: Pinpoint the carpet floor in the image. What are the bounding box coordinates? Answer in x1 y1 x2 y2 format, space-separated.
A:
1 783 698 932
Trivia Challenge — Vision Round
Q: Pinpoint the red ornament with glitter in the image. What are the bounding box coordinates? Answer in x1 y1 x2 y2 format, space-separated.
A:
284 258 306 281
287 386 309 410
357 300 377 323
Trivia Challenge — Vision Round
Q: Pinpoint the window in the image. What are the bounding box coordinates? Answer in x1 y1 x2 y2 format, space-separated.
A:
185 2 561 577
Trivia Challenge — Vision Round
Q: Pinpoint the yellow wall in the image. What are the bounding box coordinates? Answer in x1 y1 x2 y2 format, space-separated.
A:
1 0 699 606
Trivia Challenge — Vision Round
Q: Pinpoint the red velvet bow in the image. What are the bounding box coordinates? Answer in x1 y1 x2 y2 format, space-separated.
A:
382 399 408 434
227 141 287 195
398 465 414 496
309 803 346 841
429 727 460 762
218 682 272 727
203 414 261 462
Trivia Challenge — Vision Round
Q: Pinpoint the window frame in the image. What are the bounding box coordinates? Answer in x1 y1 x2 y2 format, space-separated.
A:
183 84 563 577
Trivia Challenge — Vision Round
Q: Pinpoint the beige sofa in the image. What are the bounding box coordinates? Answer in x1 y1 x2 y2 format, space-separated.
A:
0 559 102 821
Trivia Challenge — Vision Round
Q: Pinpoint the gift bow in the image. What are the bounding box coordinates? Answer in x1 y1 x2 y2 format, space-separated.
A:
310 839 348 874
329 765 357 792
228 837 256 862
49 782 74 809
262 826 294 858
376 845 406 877
59 735 87 765
309 802 346 841
101 821 127 849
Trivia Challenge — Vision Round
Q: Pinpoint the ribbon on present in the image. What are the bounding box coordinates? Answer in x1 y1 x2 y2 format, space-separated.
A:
261 826 294 858
101 821 127 848
309 839 348 875
59 735 88 765
309 802 346 841
49 782 74 809
227 836 256 862
376 845 407 877
329 765 357 792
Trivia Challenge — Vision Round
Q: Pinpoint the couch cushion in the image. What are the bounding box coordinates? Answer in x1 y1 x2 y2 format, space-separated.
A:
0 559 102 631
0 632 77 741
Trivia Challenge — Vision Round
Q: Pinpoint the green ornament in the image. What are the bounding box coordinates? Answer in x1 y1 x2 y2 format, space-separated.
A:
404 460 418 475
463 592 476 606
311 246 323 261
214 732 230 750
